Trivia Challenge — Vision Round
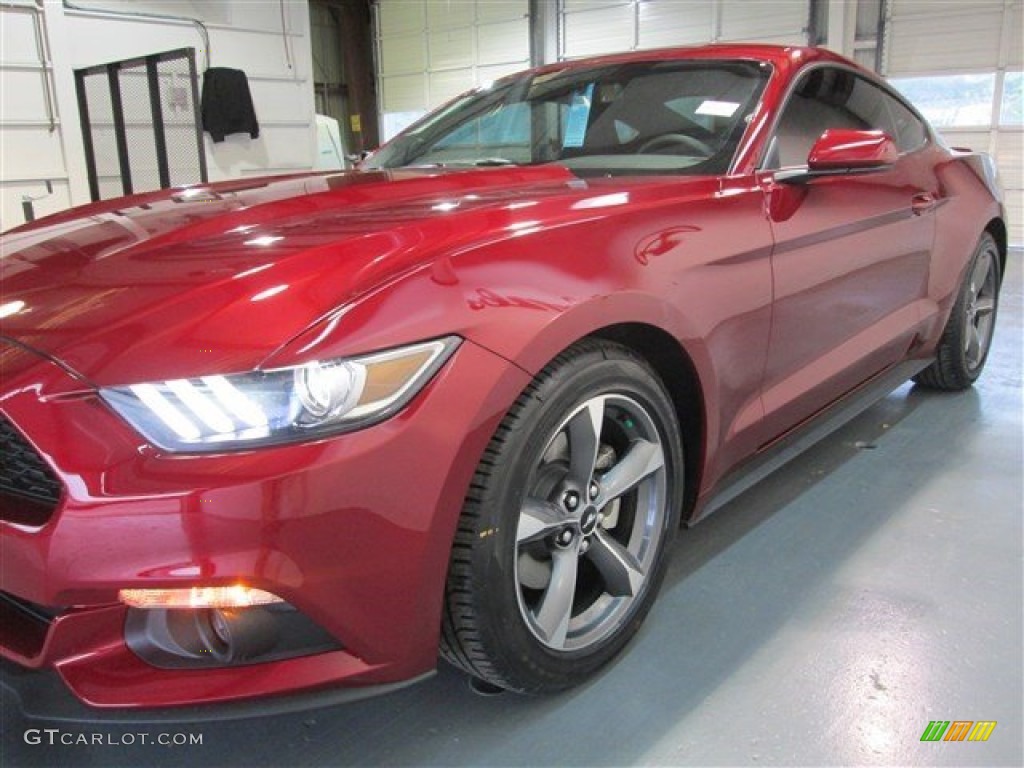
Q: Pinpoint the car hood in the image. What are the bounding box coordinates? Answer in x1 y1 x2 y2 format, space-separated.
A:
0 165 620 386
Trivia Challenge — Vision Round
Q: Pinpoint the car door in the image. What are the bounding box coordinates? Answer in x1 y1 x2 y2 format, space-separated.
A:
756 65 938 441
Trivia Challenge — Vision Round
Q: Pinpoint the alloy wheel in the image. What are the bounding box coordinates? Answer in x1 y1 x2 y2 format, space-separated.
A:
514 394 668 651
964 244 998 371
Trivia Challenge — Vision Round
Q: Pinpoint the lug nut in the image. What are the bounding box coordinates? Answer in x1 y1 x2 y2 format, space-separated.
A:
558 529 574 546
563 490 580 511
588 481 600 500
579 539 590 554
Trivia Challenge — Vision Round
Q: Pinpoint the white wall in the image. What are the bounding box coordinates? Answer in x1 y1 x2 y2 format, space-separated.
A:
0 0 316 232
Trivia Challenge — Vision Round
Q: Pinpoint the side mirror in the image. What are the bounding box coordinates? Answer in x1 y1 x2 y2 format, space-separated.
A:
808 129 898 170
775 129 898 184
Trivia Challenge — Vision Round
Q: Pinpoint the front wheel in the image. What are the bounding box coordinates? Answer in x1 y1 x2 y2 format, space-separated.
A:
440 340 684 692
915 232 1001 390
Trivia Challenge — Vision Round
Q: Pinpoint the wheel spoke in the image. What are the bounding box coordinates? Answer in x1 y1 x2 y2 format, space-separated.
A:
566 397 605 489
968 254 990 299
597 438 664 505
533 548 578 647
587 529 645 598
965 323 981 362
974 297 995 316
517 498 566 544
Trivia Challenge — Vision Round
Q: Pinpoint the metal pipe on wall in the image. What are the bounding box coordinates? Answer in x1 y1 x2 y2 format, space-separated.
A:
61 0 212 70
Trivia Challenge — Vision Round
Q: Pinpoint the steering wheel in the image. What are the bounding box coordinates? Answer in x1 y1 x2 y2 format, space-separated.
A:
637 133 715 157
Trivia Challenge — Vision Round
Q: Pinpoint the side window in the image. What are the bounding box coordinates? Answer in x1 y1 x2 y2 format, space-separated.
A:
766 67 925 168
880 92 928 152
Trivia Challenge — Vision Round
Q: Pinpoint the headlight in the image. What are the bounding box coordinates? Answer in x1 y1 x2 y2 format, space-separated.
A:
100 337 460 452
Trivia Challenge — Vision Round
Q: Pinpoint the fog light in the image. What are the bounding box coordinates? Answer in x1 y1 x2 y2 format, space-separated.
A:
119 584 284 609
208 608 232 645
193 607 275 663
124 602 343 669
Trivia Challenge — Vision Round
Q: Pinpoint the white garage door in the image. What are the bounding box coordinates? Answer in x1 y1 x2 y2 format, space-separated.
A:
0 4 71 229
374 0 530 141
559 0 809 60
885 0 1023 244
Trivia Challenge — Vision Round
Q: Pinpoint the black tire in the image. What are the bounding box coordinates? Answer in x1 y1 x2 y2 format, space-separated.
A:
915 232 1001 391
440 339 685 693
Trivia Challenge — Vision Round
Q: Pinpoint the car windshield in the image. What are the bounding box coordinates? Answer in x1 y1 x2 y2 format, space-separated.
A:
365 59 771 177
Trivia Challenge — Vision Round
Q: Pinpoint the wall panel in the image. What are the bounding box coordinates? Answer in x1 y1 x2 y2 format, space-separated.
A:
477 18 530 66
561 0 809 59
563 4 636 57
719 1 807 43
0 8 42 61
428 27 475 71
887 9 1004 74
375 0 529 141
637 1 714 49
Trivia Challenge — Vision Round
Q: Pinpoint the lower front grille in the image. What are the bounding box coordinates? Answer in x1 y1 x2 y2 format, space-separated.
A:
0 415 62 526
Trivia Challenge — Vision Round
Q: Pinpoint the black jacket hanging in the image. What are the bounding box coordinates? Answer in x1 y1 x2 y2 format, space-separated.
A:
201 67 259 143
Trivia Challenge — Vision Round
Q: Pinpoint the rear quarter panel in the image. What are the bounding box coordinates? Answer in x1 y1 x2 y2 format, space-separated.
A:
923 148 1006 347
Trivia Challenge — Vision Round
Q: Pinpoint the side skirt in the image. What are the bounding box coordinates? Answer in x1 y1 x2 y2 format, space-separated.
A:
691 358 932 524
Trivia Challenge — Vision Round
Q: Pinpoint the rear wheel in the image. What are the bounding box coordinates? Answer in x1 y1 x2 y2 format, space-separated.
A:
440 340 684 692
915 232 1001 391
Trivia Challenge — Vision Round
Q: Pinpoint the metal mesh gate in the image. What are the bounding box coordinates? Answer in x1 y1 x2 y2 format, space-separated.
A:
75 48 207 201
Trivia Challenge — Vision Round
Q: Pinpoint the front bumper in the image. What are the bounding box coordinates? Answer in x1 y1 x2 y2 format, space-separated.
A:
0 338 529 711
0 656 433 723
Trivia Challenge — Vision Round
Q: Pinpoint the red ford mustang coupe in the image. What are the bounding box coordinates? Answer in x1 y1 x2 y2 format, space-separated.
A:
0 45 1006 715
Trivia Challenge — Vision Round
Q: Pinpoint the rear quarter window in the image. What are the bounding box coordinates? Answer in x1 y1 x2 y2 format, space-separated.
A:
766 66 929 168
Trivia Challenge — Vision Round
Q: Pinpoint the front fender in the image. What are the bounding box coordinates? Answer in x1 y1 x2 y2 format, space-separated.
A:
265 188 774 501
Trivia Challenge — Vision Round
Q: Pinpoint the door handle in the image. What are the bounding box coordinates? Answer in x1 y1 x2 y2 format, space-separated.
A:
911 193 937 215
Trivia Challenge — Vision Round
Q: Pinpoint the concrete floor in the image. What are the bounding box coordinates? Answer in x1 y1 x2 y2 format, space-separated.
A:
5 251 1022 768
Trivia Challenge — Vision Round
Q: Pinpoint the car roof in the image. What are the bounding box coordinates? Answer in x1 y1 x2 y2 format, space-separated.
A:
523 44 859 79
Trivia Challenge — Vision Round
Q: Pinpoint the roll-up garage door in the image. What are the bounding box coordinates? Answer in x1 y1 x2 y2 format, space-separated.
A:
374 0 530 141
885 0 1022 244
559 0 809 60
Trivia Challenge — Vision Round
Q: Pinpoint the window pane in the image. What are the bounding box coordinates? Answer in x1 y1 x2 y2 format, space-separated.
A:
890 74 996 128
1000 71 1023 126
883 92 928 152
855 0 882 40
853 48 877 71
767 68 925 167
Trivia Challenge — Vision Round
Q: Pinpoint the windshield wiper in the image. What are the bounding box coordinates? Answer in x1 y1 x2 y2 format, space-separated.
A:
463 157 517 166
398 157 519 170
436 157 518 168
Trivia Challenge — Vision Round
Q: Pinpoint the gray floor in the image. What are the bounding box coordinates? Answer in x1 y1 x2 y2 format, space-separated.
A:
5 251 1022 768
